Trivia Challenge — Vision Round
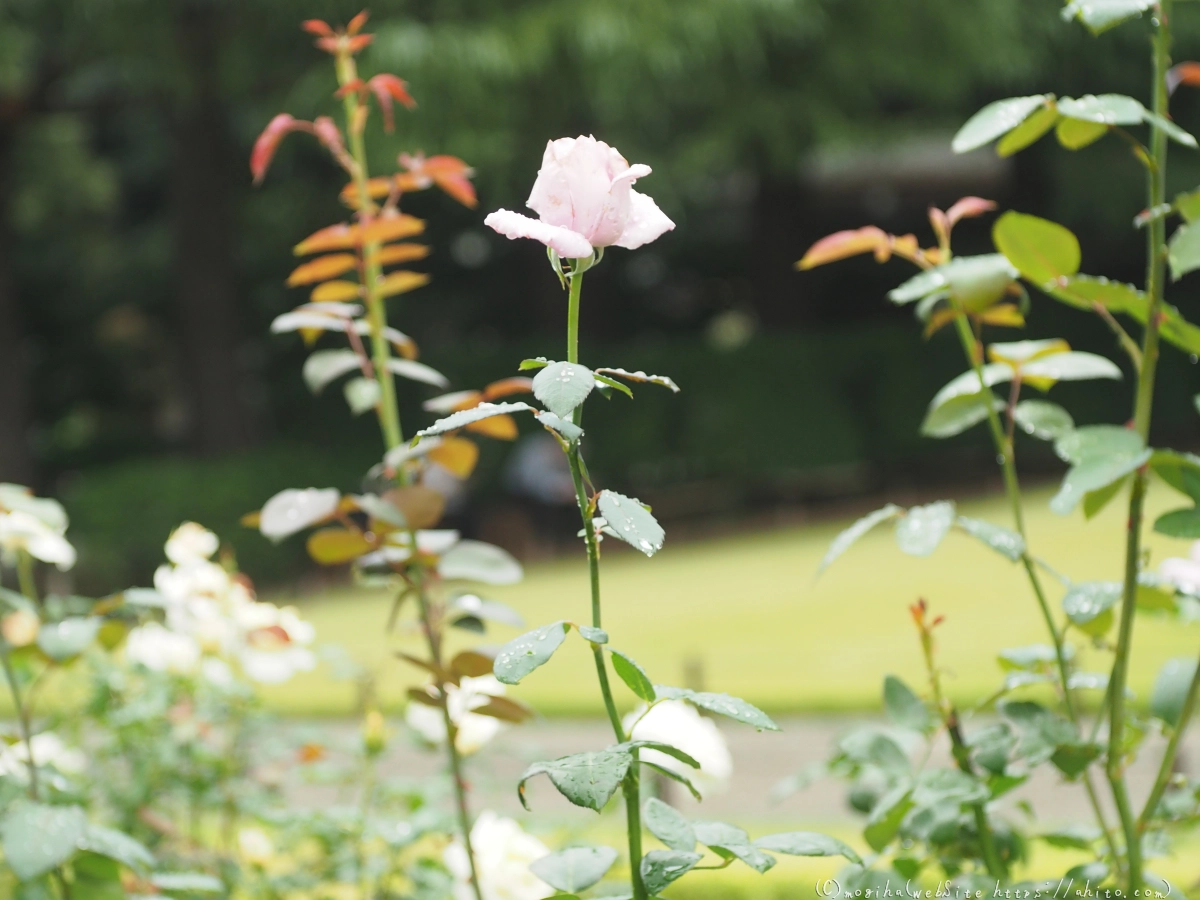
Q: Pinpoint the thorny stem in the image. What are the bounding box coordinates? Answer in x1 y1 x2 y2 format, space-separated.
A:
1110 5 1172 890
337 52 403 453
335 50 481 900
1138 644 1200 831
950 314 1121 868
565 265 647 900
917 608 1006 880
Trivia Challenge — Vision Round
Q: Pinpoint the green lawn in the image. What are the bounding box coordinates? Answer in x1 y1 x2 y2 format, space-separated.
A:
257 482 1200 717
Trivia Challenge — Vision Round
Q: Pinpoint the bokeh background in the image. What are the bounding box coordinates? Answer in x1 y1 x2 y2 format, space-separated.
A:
6 0 1200 595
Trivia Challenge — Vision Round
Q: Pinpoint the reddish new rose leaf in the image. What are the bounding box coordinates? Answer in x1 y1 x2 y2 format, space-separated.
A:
358 213 426 245
312 116 346 159
287 254 358 286
368 74 417 132
301 19 334 37
346 34 373 54
482 377 535 400
251 113 303 184
946 196 998 228
1168 62 1200 95
400 153 477 208
347 10 369 35
795 226 890 270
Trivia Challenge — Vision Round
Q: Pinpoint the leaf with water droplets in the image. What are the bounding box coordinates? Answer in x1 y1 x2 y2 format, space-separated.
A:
1058 94 1144 126
577 625 608 644
259 487 341 542
956 516 1025 562
1062 581 1120 636
640 850 702 896
596 490 664 557
530 847 618 893
518 748 632 811
1051 426 1150 515
894 501 956 557
594 367 681 393
1013 400 1075 442
692 820 776 874
655 685 779 731
493 621 570 685
532 360 596 418
1 802 87 880
1063 0 1156 35
416 402 535 438
953 95 1051 153
817 504 903 575
644 798 696 852
752 831 863 865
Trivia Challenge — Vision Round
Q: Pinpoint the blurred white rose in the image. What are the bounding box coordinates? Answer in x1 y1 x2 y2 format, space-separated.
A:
444 810 554 900
0 732 86 782
406 674 506 755
165 522 220 565
234 603 316 684
238 826 274 865
1161 542 1200 594
125 622 202 675
0 510 76 570
624 699 732 795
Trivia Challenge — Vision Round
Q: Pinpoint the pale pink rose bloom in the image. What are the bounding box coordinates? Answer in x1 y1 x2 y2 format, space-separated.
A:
485 135 675 259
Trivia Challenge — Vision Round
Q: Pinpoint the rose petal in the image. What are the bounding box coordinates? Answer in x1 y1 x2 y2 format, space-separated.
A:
613 189 675 250
484 209 592 259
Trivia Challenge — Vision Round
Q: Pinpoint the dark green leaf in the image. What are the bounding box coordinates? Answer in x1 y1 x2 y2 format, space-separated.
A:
493 621 570 685
818 504 902 574
953 95 1051 153
1151 658 1199 728
1038 825 1101 851
532 361 596 418
883 675 932 732
1050 742 1102 778
894 501 955 557
993 211 1080 285
610 650 655 701
1149 450 1200 501
597 491 664 557
640 850 701 895
1154 507 1200 538
956 516 1025 561
751 832 863 865
518 749 631 811
643 798 695 852
530 847 618 893
0 802 86 880
654 685 778 731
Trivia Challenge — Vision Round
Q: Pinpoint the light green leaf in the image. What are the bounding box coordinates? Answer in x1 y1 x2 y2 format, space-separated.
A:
953 95 1052 153
928 364 1012 410
1051 742 1102 778
1013 400 1075 441
148 873 224 892
1177 188 1200 222
920 392 1003 439
519 748 631 811
1051 425 1151 514
416 402 534 437
532 361 596 418
610 650 655 701
817 504 902 574
1044 274 1144 314
998 644 1062 671
577 625 607 643
597 491 664 557
642 760 702 801
493 621 570 685
36 617 101 661
888 255 1016 308
956 516 1025 561
1169 221 1200 281
385 358 448 388
78 824 154 872
530 847 618 893
593 367 680 393
993 211 1081 285
1151 658 1199 728
519 358 550 370
593 373 634 399
1056 116 1108 150
1 802 86 880
1144 111 1198 149
654 685 779 731
1020 352 1122 385
1063 0 1155 34
751 832 863 865
883 675 932 732
344 377 381 415
640 850 701 895
644 798 695 852
1058 93 1144 126
863 787 913 852
438 540 523 585
691 821 776 874
997 103 1060 156
1062 581 1121 636
1084 476 1129 519
913 768 989 806
894 501 956 557
535 411 583 443
303 349 360 394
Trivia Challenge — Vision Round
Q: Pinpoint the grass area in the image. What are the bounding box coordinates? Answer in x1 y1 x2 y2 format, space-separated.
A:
254 482 1200 718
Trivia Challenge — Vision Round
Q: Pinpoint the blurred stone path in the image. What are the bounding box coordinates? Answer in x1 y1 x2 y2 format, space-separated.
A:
282 716 1200 826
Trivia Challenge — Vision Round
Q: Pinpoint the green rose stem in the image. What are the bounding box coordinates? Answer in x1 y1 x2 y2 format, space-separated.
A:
564 264 647 900
1109 5 1173 890
1139 650 1200 830
950 305 1121 871
916 608 1005 880
334 49 484 900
